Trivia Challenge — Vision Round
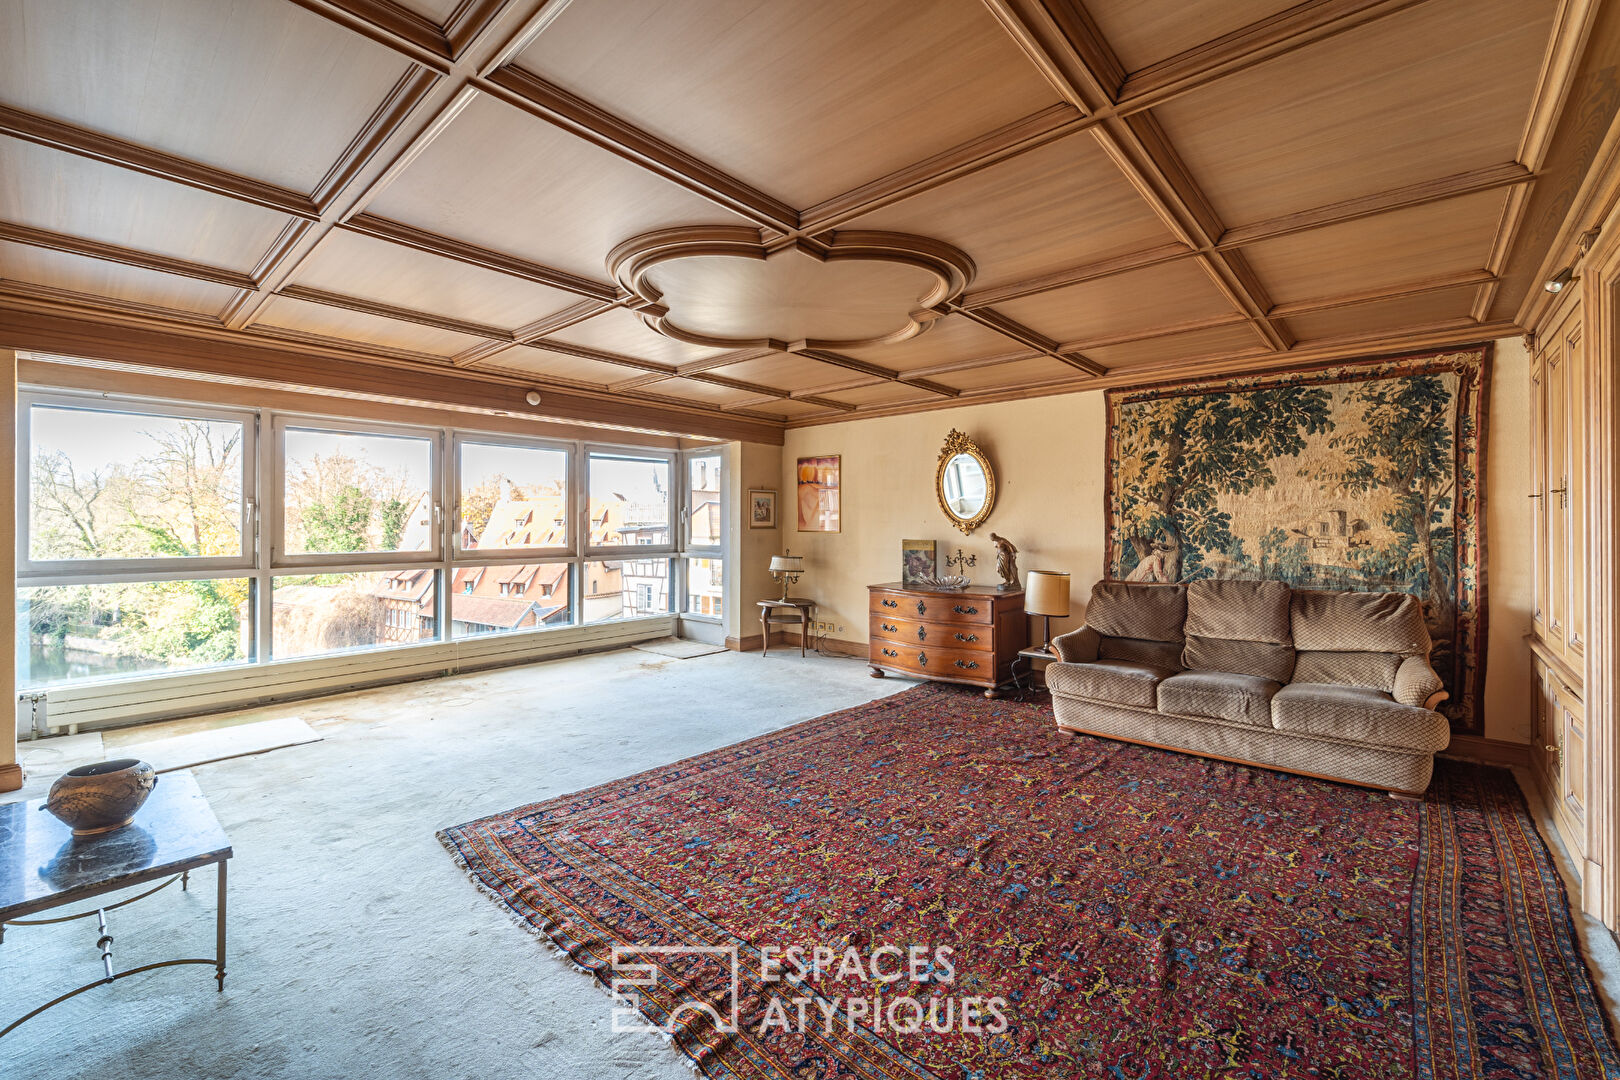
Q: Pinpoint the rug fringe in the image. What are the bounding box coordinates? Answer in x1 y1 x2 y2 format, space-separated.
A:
435 829 712 1078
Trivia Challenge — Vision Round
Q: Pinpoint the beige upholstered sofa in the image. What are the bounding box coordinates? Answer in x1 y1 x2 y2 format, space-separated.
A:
1047 579 1451 795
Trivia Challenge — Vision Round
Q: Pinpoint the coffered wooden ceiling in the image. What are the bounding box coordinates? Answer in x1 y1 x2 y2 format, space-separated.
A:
0 0 1612 439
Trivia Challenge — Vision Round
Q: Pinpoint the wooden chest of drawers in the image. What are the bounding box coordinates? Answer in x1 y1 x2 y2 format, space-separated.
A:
867 582 1026 697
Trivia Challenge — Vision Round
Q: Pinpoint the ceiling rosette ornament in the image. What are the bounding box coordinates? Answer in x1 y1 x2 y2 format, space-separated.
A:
607 226 976 352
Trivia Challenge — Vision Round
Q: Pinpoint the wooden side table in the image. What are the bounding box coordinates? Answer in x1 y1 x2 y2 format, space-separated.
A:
758 598 815 657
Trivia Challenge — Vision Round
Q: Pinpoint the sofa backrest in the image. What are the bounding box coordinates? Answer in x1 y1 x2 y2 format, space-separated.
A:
1085 581 1186 670
1290 588 1429 692
1182 579 1295 682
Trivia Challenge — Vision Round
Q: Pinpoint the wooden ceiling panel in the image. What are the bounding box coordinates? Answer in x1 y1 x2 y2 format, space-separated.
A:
758 398 838 420
290 230 582 331
1084 0 1299 73
368 95 749 281
394 0 463 22
514 0 1061 208
839 314 1026 373
1281 284 1480 343
1241 189 1507 305
545 307 728 367
844 133 1177 291
1153 0 1557 226
821 381 940 408
935 355 1082 393
255 295 484 358
472 345 643 387
0 0 411 191
993 259 1239 346
1084 323 1269 370
710 353 875 393
0 241 238 315
0 137 291 272
641 379 766 408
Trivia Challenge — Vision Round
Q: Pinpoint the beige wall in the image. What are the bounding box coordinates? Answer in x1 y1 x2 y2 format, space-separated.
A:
781 338 1535 743
2 349 17 790
724 441 785 644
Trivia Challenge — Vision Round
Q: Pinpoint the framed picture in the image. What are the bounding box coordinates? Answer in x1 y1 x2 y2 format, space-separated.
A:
796 455 840 532
748 488 778 529
901 539 936 586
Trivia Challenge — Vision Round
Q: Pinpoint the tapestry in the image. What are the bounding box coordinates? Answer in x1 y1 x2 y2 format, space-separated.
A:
439 684 1620 1079
1105 346 1490 734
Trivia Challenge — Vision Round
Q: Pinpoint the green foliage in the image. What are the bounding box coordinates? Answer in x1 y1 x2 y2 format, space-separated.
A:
302 484 374 554
379 497 410 551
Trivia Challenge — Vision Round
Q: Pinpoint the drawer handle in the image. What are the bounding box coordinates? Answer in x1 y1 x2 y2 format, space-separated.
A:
953 605 978 615
881 647 898 658
918 626 927 641
916 601 927 615
880 622 897 633
881 598 898 609
1545 742 1564 770
917 651 928 667
954 659 980 670
954 631 979 643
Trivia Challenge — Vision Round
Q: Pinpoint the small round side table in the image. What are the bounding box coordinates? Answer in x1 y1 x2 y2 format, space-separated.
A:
758 598 815 657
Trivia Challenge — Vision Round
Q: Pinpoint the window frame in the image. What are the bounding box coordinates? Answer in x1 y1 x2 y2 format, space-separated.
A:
17 391 259 583
450 432 575 563
582 445 679 558
270 414 443 570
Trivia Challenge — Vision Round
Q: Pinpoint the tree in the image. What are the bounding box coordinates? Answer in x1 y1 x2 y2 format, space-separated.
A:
303 485 374 553
30 449 112 559
1115 385 1335 580
379 497 410 550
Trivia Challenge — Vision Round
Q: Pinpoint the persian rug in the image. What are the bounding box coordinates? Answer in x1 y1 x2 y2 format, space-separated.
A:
439 684 1618 1079
1104 346 1489 734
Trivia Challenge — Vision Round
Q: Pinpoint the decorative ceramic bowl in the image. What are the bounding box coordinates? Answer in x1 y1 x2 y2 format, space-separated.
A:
41 759 158 837
916 575 972 590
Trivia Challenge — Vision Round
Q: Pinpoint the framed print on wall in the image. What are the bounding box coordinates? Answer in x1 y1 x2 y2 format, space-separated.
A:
748 488 778 529
796 455 840 532
901 539 936 586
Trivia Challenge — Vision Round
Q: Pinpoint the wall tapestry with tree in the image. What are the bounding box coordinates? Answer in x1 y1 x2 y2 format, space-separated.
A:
1105 345 1490 734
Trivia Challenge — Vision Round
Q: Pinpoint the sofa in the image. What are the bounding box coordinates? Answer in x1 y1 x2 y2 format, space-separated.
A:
1047 578 1451 795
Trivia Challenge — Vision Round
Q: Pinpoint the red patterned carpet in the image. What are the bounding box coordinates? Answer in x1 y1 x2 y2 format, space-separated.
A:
439 683 1619 1079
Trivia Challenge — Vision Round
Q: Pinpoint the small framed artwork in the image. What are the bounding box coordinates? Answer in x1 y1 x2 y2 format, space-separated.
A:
901 539 936 586
748 488 778 529
796 455 840 532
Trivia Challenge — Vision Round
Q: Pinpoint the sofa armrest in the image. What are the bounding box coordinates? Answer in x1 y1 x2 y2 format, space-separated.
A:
1394 654 1447 709
1051 625 1100 663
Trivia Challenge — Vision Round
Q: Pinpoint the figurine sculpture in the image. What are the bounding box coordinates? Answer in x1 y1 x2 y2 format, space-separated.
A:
990 533 1019 590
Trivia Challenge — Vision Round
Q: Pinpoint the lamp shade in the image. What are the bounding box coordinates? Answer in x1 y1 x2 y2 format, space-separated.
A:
769 555 805 573
1024 570 1070 617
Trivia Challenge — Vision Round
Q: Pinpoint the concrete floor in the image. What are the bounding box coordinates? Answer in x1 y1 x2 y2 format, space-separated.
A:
0 648 912 1080
3 649 1616 1078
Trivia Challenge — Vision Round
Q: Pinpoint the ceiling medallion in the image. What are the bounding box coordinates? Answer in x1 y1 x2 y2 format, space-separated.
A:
607 226 976 352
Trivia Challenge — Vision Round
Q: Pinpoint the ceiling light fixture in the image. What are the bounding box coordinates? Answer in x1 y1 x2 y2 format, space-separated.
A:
524 390 543 406
1545 267 1576 294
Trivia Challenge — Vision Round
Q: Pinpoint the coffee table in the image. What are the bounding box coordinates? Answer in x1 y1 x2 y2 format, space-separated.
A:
0 769 232 1037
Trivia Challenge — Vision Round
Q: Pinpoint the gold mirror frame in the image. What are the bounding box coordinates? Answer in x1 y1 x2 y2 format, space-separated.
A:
935 429 996 535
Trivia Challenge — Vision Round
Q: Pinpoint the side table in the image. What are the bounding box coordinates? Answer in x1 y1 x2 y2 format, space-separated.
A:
0 769 232 1038
1011 647 1058 692
758 597 815 657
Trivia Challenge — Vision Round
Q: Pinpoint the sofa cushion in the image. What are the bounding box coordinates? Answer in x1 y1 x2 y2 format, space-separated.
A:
1047 660 1174 709
1098 636 1184 670
1157 671 1281 727
1292 650 1402 692
1271 683 1450 752
1185 579 1292 644
1086 581 1186 643
1183 634 1296 683
1291 589 1429 656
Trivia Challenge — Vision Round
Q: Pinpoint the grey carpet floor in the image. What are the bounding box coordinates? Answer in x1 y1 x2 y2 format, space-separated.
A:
0 648 911 1080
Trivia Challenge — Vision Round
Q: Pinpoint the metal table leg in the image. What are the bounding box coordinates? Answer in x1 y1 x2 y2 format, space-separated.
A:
216 859 227 991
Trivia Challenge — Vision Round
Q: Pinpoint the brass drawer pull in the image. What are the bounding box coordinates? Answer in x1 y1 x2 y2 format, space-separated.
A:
954 631 979 643
954 659 979 670
881 598 898 609
953 604 978 615
881 647 898 658
916 600 927 615
880 622 897 633
917 651 928 666
918 626 927 641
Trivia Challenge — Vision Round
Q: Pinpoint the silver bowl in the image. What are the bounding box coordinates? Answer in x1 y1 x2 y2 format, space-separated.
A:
915 574 972 590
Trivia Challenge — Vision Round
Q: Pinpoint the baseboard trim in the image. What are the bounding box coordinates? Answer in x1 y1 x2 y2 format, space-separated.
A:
1441 734 1532 769
0 762 22 793
726 634 765 652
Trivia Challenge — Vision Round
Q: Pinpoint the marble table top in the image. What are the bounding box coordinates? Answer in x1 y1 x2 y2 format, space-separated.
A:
0 770 231 921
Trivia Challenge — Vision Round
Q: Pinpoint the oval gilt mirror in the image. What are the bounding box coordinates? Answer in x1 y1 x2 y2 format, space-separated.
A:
936 430 996 534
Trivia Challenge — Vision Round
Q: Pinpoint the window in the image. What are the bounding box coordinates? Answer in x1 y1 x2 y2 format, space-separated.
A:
686 453 723 550
456 439 570 555
449 563 572 638
587 451 672 552
685 557 724 618
584 557 671 623
271 570 438 659
280 424 435 559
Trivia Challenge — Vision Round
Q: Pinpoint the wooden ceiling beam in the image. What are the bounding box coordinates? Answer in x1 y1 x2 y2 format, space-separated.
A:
480 65 800 231
520 336 678 375
0 105 319 220
951 306 1106 376
960 243 1196 308
283 0 457 72
1115 0 1435 112
513 298 622 341
978 0 1120 112
1271 269 1497 318
276 283 515 340
0 221 257 291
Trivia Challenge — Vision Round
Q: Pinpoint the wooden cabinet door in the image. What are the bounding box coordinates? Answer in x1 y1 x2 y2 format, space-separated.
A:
1563 319 1587 663
1546 334 1570 655
1530 351 1548 640
1559 683 1589 835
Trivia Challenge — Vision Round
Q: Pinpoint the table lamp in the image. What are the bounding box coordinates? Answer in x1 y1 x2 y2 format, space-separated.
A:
1025 570 1070 654
769 552 805 602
